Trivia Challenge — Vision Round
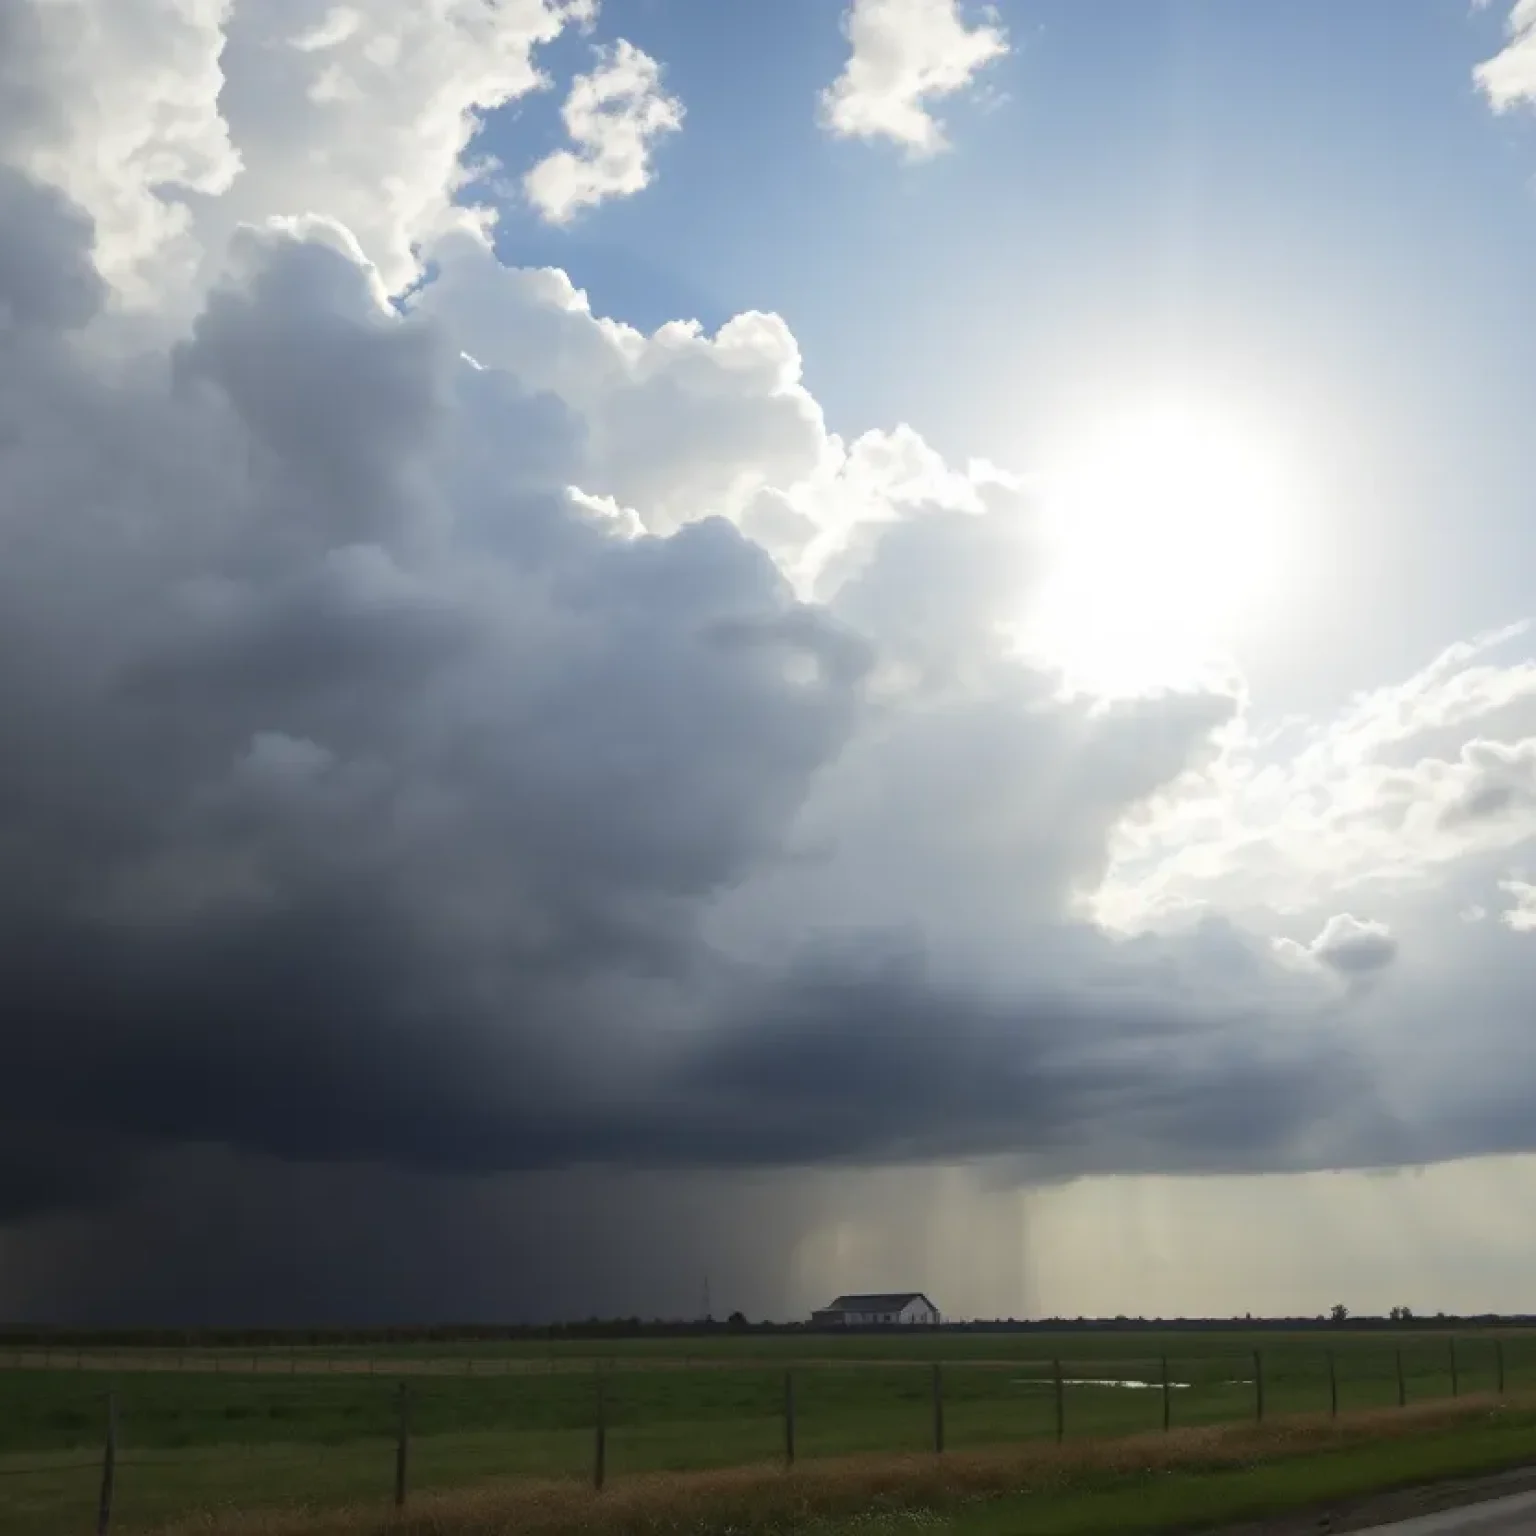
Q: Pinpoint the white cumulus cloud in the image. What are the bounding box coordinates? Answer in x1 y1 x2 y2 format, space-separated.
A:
0 0 597 301
525 40 684 225
1499 878 1536 932
1476 0 1536 111
820 0 1008 157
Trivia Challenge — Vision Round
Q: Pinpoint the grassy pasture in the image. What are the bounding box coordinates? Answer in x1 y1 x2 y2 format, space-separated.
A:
1 1330 1531 1534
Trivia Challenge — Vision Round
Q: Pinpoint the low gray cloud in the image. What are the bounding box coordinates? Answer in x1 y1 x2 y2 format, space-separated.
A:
1310 914 1399 981
1437 739 1536 828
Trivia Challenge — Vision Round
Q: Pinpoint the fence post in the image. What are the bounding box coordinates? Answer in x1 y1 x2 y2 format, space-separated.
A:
1328 1349 1338 1419
394 1382 410 1508
1053 1358 1065 1442
594 1367 607 1491
1497 1339 1506 1396
784 1370 796 1467
1254 1350 1265 1424
96 1390 117 1536
1396 1348 1406 1408
1161 1355 1171 1432
1450 1338 1459 1398
932 1362 945 1454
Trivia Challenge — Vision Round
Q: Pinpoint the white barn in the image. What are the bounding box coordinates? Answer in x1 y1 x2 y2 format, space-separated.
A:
811 1292 941 1327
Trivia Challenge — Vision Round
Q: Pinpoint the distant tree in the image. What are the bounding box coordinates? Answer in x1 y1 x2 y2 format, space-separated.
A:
1401 1306 1414 1322
1330 1304 1349 1325
727 1311 749 1331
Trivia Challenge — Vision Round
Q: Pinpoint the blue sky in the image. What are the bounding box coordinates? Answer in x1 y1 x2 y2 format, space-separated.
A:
18 0 1536 1325
479 0 1536 713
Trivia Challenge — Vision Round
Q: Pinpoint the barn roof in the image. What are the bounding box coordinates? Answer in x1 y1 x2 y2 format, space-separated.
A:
822 1292 934 1312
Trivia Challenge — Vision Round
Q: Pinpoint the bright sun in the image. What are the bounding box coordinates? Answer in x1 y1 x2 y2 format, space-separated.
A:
1020 398 1295 697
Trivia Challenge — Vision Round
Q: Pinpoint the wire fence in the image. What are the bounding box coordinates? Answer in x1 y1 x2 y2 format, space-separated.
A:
0 1338 1528 1532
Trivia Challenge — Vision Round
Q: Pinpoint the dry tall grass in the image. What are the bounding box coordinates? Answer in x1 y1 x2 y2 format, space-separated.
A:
150 1393 1531 1536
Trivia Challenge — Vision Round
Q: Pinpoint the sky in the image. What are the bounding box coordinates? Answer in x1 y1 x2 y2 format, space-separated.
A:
6 0 1536 1327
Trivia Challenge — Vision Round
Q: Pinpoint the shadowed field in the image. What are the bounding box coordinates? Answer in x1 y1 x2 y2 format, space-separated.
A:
89 1401 1536 1536
1 1331 1531 1533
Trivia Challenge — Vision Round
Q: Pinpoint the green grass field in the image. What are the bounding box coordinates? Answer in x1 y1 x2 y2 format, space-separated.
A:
0 1330 1530 1534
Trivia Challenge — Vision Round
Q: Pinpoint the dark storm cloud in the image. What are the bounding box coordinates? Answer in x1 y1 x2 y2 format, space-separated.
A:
681 944 1371 1178
0 159 1474 1281
0 165 103 330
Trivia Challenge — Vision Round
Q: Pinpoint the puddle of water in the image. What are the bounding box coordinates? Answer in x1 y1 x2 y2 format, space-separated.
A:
1013 1377 1192 1390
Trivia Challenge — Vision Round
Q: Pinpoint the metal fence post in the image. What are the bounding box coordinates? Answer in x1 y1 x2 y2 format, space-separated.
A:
1328 1349 1338 1419
1161 1355 1171 1431
1053 1358 1065 1442
1497 1338 1506 1396
1450 1338 1459 1398
96 1390 117 1536
784 1370 796 1467
932 1362 944 1454
594 1367 607 1491
394 1382 409 1508
1254 1350 1265 1423
1396 1348 1407 1408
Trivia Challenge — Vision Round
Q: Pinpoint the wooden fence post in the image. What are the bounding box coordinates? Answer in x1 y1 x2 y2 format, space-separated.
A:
594 1367 607 1491
932 1363 945 1454
1328 1349 1338 1419
394 1382 410 1509
1497 1339 1506 1396
1450 1339 1459 1398
1053 1358 1065 1443
1161 1356 1171 1432
96 1390 117 1536
1396 1348 1406 1408
784 1370 796 1467
1254 1351 1265 1423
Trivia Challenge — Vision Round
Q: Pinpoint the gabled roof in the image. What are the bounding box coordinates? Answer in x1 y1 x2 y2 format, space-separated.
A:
823 1292 934 1312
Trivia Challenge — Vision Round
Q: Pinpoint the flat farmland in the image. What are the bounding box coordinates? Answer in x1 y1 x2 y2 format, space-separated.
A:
1 1330 1531 1534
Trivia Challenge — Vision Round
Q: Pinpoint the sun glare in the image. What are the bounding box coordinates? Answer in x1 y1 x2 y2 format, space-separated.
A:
1022 398 1295 697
